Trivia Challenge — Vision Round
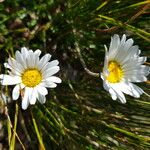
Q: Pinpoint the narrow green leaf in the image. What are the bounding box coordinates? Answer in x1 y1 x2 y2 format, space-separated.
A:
9 104 18 150
98 15 150 41
32 112 45 150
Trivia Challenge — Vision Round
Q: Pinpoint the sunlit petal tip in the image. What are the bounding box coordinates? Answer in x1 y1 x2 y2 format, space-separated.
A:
21 47 28 53
34 49 42 56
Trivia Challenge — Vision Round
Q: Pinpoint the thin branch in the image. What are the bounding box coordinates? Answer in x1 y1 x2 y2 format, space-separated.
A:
74 42 99 77
127 4 150 23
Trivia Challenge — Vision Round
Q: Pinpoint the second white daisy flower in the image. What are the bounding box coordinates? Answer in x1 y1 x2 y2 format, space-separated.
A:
0 47 62 109
101 34 149 103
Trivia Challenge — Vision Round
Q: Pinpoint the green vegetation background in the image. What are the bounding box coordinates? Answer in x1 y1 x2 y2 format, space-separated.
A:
0 0 150 149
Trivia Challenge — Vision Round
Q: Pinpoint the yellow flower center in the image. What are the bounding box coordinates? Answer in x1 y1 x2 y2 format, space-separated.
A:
106 61 123 83
22 69 42 87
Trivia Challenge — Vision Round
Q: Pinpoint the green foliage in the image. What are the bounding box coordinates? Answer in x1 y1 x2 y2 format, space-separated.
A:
0 0 150 149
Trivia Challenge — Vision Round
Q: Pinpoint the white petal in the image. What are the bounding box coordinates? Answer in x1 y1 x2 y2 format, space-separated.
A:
37 93 46 104
129 83 144 98
116 90 126 103
120 34 126 45
116 81 140 98
109 34 120 58
102 78 109 91
114 41 135 64
110 84 126 103
126 76 147 82
21 47 29 58
47 60 59 67
132 84 144 95
103 45 109 74
29 88 37 105
38 54 51 70
36 85 48 95
15 51 27 69
123 60 148 72
128 65 149 75
8 58 23 75
124 38 134 51
128 46 139 57
22 87 30 110
21 48 29 65
43 66 60 78
26 50 35 67
45 76 62 83
47 82 57 88
12 84 20 100
136 57 147 65
41 60 59 72
31 52 37 68
41 81 57 88
0 74 21 85
34 49 41 56
119 82 133 95
121 46 140 64
4 63 11 69
124 65 149 82
33 50 41 67
109 88 117 100
30 50 41 68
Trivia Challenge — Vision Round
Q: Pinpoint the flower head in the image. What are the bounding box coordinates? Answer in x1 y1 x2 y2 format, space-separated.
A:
0 47 61 109
101 34 150 103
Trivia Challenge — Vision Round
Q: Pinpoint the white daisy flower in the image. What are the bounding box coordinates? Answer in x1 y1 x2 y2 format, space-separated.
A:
0 47 62 109
101 34 150 103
